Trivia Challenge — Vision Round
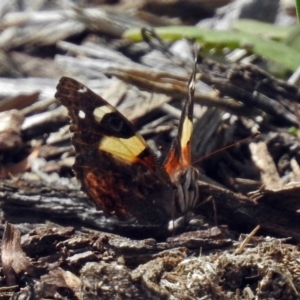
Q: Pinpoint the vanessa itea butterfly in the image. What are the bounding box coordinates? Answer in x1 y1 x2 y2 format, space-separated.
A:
55 64 199 225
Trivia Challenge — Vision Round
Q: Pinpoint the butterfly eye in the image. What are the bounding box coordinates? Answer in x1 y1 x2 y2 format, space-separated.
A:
78 110 86 119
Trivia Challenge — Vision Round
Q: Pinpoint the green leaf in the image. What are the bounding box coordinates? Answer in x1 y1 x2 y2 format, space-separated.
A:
232 19 297 41
124 26 300 76
288 126 298 136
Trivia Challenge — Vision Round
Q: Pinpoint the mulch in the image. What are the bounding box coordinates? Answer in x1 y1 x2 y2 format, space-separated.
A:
0 1 299 299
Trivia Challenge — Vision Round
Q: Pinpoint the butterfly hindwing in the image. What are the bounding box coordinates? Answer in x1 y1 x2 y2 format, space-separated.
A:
55 77 175 223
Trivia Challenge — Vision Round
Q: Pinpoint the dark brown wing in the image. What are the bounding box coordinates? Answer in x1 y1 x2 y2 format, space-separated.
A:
55 77 175 223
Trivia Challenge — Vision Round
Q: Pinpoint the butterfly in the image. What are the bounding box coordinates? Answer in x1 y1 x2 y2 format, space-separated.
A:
55 63 199 225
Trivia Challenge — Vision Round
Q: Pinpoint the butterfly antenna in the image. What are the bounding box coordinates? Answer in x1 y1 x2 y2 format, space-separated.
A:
141 28 174 60
193 132 260 165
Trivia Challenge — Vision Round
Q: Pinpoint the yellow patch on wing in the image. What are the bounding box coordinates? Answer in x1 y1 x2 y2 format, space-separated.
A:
180 116 193 165
99 134 147 162
180 117 193 149
93 105 115 122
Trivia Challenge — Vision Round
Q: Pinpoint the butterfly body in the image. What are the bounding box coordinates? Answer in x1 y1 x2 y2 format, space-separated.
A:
55 74 198 225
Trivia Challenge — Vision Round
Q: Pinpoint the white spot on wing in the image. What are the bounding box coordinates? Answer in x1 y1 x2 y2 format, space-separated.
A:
78 87 87 93
78 110 85 118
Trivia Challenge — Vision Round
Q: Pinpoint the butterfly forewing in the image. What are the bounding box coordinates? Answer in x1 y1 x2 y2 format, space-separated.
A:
163 56 199 214
55 77 175 223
